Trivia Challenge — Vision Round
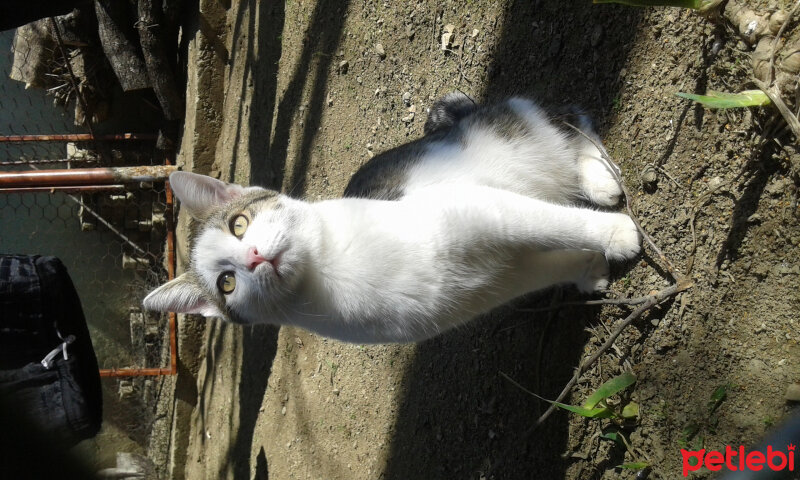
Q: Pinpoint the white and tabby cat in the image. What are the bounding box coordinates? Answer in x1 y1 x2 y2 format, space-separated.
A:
144 94 640 343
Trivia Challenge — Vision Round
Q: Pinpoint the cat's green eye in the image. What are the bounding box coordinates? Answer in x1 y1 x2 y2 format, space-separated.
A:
217 272 236 294
230 214 249 238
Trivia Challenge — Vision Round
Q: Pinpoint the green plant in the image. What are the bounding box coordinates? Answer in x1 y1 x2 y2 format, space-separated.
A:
678 383 731 449
503 371 639 420
676 90 771 109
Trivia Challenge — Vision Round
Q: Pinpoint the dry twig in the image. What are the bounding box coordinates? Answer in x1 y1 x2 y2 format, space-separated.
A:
505 124 693 430
564 122 681 280
521 280 692 430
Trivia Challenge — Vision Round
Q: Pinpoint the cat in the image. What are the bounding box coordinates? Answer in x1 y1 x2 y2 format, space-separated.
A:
143 93 641 343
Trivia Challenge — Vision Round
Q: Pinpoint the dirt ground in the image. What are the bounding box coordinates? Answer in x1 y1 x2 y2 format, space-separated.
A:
162 0 800 479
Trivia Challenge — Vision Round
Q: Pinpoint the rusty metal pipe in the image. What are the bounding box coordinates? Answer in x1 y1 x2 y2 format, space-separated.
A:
98 169 179 378
0 165 176 188
99 367 175 377
0 133 158 142
165 174 178 376
0 185 126 194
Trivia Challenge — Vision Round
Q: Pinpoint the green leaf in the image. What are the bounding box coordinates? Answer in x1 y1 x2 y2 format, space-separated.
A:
678 422 701 447
618 462 650 470
601 431 623 443
583 371 637 409
676 90 771 109
621 402 640 419
708 384 729 414
593 0 721 10
601 429 630 448
551 401 615 419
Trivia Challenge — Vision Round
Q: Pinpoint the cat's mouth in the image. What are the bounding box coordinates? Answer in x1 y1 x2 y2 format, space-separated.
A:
256 250 284 279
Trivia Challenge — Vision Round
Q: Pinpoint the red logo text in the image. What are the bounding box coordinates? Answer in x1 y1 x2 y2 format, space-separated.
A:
681 444 795 476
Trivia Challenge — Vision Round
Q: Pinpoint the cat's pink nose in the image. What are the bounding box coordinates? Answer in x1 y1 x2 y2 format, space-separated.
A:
246 247 267 271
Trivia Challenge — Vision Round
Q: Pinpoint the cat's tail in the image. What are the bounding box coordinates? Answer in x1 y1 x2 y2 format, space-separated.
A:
424 91 478 135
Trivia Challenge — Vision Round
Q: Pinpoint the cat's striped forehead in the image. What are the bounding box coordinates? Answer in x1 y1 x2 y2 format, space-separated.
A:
197 189 281 228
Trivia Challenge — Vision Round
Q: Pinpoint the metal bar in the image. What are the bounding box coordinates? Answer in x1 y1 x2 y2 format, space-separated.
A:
99 367 175 377
64 191 154 260
0 185 125 194
0 158 99 166
0 165 177 188
165 158 178 376
0 133 158 143
98 162 179 378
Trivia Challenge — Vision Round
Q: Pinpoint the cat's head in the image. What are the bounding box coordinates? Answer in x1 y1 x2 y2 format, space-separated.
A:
143 171 313 324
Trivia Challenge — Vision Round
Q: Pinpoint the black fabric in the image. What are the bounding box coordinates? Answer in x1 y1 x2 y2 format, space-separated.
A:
0 0 91 32
0 254 102 448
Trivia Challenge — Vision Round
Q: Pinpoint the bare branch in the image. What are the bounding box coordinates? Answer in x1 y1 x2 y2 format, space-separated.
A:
563 121 681 280
522 280 693 431
754 79 800 139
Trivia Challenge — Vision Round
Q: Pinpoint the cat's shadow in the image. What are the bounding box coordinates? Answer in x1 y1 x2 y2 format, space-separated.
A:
382 0 643 477
382 290 598 479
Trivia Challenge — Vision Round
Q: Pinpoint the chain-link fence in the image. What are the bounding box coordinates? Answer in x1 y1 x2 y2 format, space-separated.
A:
1 20 177 455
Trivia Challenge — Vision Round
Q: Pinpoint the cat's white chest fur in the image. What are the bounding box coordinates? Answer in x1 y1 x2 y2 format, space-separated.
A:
144 95 640 343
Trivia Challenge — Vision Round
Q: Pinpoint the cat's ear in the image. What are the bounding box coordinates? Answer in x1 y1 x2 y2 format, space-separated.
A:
143 273 224 318
168 171 247 217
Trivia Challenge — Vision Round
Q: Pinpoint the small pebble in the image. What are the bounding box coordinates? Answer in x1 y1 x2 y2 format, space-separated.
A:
374 43 386 59
640 165 658 187
338 60 349 74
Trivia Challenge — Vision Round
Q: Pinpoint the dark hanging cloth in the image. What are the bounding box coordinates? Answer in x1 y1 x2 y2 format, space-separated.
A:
0 0 91 32
0 254 102 448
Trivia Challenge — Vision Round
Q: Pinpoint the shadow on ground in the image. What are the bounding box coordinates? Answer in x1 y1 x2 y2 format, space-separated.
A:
383 2 642 478
208 0 351 478
254 0 352 195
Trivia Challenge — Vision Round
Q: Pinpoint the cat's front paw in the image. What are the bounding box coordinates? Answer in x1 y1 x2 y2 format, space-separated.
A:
575 252 610 293
578 145 623 207
604 214 641 261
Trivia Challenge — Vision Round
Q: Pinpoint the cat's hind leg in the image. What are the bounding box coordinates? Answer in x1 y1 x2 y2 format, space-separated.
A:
424 92 478 135
571 117 624 207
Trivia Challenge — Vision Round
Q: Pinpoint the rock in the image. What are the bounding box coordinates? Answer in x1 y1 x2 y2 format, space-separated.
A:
374 43 386 59
641 164 658 187
401 112 415 123
765 178 791 196
338 60 349 74
402 91 411 106
785 383 800 402
707 176 724 191
441 24 455 51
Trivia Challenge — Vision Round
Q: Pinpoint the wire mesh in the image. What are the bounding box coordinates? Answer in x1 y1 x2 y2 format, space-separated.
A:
1 25 172 369
1 21 175 451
